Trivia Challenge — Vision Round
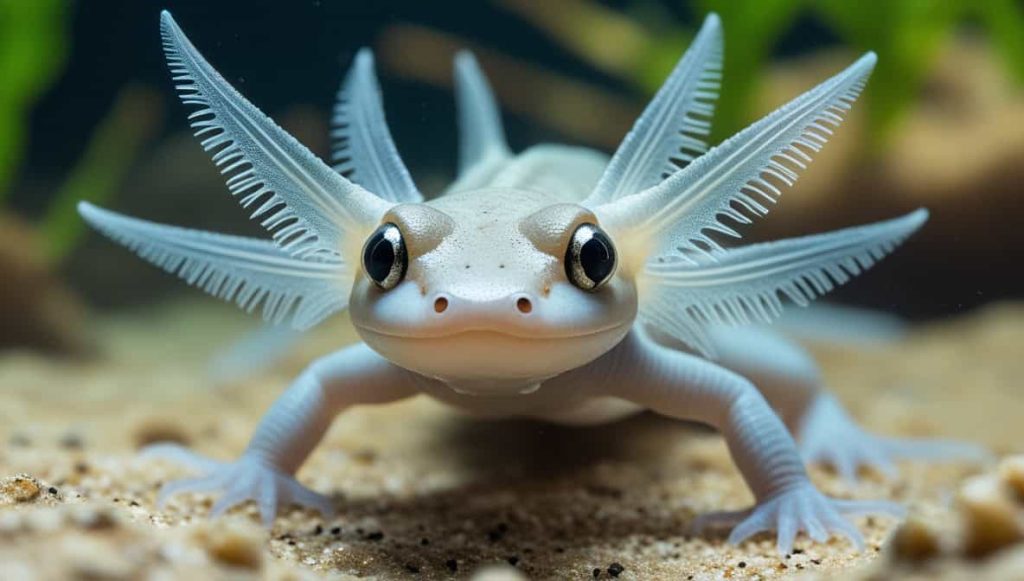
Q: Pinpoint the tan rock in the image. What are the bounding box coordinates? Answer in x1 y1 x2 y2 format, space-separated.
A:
891 512 944 562
133 417 191 449
191 519 265 571
998 456 1024 501
60 534 135 580
0 213 87 355
0 474 40 504
470 564 529 581
66 505 119 530
958 474 1022 558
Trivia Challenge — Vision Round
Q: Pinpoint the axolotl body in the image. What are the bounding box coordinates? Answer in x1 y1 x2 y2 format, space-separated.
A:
80 12 985 553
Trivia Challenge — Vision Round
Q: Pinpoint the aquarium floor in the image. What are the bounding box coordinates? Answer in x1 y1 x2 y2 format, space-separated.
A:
1 300 1022 579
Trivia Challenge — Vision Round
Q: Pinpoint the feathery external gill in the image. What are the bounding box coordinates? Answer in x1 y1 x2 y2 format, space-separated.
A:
586 13 723 206
639 210 927 357
159 11 389 258
79 202 349 329
596 52 876 262
331 49 423 203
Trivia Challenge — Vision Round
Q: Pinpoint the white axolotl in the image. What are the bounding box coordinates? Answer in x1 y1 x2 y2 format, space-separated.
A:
80 12 985 553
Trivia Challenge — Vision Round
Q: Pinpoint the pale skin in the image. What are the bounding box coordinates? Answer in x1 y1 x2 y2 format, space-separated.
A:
146 174 918 555
86 12 988 555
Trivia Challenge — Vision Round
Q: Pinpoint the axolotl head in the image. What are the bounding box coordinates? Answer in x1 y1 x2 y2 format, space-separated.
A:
348 189 638 396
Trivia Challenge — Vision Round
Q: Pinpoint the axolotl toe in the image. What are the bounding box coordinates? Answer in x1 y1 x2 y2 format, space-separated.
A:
80 11 988 554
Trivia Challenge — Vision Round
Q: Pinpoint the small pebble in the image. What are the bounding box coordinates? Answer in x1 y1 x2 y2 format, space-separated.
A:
68 506 118 531
891 513 942 562
192 520 264 570
9 434 31 447
958 474 1022 558
607 562 624 577
0 474 41 504
353 449 377 464
468 564 526 581
133 419 190 448
63 535 135 579
59 433 84 449
999 455 1024 500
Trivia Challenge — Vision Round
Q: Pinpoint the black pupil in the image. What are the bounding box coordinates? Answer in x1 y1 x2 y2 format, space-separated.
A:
580 232 615 284
364 231 395 283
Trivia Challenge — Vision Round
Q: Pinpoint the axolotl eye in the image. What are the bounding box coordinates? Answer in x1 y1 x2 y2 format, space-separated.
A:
362 223 407 290
565 223 617 291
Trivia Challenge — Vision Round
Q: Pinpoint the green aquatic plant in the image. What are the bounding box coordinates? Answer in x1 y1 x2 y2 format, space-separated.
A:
0 0 68 201
814 0 1020 146
0 1 162 264
979 0 1024 83
41 85 162 262
498 0 1024 148
694 0 802 141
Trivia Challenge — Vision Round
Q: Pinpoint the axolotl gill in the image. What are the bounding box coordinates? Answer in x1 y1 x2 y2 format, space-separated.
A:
80 11 986 554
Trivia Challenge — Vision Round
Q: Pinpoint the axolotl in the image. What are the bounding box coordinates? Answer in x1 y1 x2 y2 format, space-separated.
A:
79 12 985 553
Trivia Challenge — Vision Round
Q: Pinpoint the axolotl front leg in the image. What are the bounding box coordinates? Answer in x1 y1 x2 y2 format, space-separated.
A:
703 326 990 481
559 328 903 554
145 343 420 526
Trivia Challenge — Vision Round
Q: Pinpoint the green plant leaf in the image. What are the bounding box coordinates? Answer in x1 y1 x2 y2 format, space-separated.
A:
695 0 805 141
816 0 960 148
0 0 69 200
974 0 1024 84
42 85 162 263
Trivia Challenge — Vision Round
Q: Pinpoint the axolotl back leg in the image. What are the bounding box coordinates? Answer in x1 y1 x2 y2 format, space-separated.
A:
703 325 991 481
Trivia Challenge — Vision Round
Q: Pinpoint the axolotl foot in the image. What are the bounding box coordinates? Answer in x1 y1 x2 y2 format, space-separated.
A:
690 482 905 555
799 395 992 482
143 443 334 526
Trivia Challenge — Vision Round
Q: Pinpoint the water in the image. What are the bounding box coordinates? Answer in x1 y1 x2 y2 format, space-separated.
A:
1 1 1022 578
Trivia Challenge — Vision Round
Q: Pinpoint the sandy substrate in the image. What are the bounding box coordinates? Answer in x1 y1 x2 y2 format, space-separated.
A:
1 300 1023 579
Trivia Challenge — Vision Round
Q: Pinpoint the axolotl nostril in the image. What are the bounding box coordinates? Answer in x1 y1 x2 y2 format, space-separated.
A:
79 11 989 555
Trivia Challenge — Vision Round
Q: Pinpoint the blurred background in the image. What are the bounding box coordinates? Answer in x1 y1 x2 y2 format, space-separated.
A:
2 0 1024 355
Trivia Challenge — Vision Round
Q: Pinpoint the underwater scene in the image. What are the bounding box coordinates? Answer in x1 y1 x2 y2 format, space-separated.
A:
2 0 1024 578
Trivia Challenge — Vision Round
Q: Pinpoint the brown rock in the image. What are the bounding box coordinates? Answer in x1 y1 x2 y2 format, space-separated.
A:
958 474 1022 558
191 519 265 570
67 505 119 531
0 213 87 355
61 534 135 580
133 417 190 449
891 512 944 562
999 456 1024 501
470 564 529 581
0 474 41 504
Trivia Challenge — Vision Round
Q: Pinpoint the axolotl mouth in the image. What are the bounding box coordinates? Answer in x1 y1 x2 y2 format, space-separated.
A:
441 377 544 396
352 319 630 340
353 324 632 394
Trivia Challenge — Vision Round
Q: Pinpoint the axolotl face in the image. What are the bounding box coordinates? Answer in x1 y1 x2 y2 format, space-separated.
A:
347 188 638 396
